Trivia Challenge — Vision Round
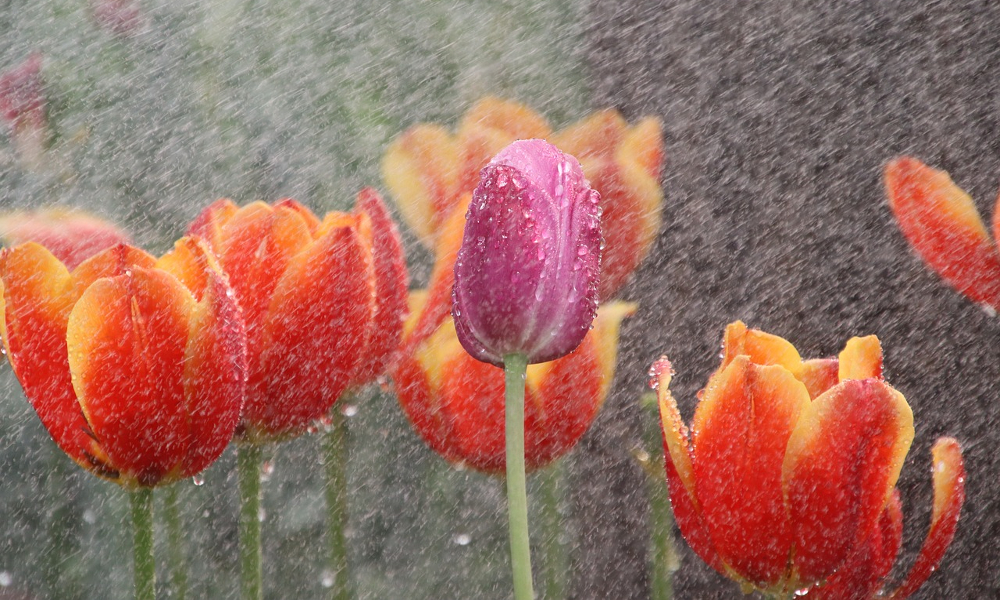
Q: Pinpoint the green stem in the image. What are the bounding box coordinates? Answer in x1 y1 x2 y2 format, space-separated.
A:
503 352 535 600
323 409 353 600
164 484 188 600
539 461 567 600
648 465 676 600
238 443 263 600
129 488 155 600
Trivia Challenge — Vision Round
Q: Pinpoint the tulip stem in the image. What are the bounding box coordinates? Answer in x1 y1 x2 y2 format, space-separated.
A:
129 488 155 600
238 443 264 600
164 483 188 600
323 408 353 600
504 352 535 600
539 461 568 600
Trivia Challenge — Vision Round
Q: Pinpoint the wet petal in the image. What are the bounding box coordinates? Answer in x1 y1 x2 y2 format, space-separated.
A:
178 243 246 479
589 301 637 402
381 123 460 244
692 356 810 587
67 267 196 486
721 320 803 372
888 438 965 600
186 198 239 250
796 358 840 400
352 188 409 385
885 157 1000 309
653 358 725 574
838 335 883 381
0 209 131 270
247 216 375 437
0 243 92 465
551 110 628 162
783 379 914 584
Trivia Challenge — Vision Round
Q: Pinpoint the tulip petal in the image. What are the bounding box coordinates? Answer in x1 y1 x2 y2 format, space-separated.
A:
796 358 840 400
721 320 803 372
247 216 374 437
71 243 157 297
692 356 811 587
0 243 94 465
177 241 246 479
885 157 1000 309
619 117 665 181
391 351 458 464
783 379 914 584
381 123 460 244
352 188 409 385
526 334 602 469
67 267 196 486
653 358 725 574
439 350 510 472
888 438 965 600
590 301 637 402
838 335 883 381
0 209 131 270
186 198 239 251
810 490 903 600
551 110 628 162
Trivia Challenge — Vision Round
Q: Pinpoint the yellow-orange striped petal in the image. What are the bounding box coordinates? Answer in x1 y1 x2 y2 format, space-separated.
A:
838 335 883 381
692 356 811 587
783 379 913 585
721 320 803 372
885 156 1000 309
888 437 965 600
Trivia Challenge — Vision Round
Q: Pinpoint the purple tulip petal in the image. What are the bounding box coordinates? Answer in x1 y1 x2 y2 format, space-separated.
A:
453 139 602 366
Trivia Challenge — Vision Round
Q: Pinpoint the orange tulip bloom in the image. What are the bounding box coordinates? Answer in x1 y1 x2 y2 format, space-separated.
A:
187 190 406 442
653 322 965 596
885 156 1000 310
0 208 130 270
382 96 663 299
393 298 633 473
0 239 246 487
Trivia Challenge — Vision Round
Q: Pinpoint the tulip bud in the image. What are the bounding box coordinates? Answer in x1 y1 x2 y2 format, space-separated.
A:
452 139 602 366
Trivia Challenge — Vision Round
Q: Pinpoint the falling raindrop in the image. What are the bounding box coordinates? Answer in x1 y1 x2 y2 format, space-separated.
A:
0 572 10 587
83 509 97 524
320 570 335 588
261 460 274 482
341 404 358 418
452 533 471 546
192 474 205 486
258 507 266 522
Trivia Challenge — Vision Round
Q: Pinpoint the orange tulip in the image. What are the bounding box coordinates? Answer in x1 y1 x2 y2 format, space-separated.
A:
0 208 131 270
885 156 1000 310
653 322 964 596
0 239 246 487
187 191 407 442
393 297 633 473
382 96 663 299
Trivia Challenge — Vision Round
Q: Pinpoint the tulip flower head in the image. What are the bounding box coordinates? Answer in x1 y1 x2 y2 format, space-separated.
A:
0 208 131 269
383 96 663 299
885 156 1000 311
187 192 406 442
0 239 247 488
394 300 633 472
653 322 964 597
453 139 602 366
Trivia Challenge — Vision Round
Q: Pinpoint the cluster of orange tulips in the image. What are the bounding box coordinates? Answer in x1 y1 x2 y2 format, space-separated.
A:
0 96 970 600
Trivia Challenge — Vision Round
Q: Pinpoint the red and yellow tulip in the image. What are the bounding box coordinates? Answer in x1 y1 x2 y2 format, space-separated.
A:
0 239 246 487
653 322 964 597
382 96 663 299
187 190 407 442
0 208 131 270
885 156 1000 310
394 292 633 473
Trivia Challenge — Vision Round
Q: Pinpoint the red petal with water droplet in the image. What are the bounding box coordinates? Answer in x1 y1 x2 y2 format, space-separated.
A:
885 157 1000 309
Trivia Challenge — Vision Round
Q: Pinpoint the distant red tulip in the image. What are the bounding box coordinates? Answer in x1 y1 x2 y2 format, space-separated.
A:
653 322 964 597
885 156 1000 310
0 209 130 269
0 54 47 168
0 239 246 487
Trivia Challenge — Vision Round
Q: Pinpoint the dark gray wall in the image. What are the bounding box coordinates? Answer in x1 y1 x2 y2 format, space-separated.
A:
573 1 1000 597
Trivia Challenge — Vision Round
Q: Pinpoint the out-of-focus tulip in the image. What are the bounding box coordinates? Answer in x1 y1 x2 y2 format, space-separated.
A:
0 239 247 487
0 208 131 269
382 96 663 299
90 0 145 38
885 156 1000 311
188 192 406 441
394 300 633 473
453 139 602 366
0 54 47 168
653 322 964 596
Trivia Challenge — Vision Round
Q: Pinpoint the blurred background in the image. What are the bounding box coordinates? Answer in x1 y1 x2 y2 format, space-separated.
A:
3 0 1000 598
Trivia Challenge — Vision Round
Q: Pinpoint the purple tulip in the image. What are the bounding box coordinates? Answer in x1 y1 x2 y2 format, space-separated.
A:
453 139 602 366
